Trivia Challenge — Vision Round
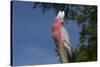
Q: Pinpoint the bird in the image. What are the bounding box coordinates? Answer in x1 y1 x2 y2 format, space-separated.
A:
52 11 73 62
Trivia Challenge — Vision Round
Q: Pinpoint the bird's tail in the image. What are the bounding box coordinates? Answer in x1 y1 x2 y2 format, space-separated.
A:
64 46 76 62
63 41 75 62
64 46 72 57
63 42 72 57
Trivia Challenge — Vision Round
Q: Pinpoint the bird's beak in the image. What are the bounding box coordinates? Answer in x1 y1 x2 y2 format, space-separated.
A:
62 19 64 23
61 19 64 25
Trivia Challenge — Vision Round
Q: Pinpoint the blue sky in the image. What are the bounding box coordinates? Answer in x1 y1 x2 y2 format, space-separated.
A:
12 1 79 66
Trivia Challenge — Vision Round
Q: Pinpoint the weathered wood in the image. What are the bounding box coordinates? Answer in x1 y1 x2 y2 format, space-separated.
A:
57 44 69 63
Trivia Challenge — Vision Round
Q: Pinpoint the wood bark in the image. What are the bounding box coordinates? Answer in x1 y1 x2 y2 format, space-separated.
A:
56 44 69 63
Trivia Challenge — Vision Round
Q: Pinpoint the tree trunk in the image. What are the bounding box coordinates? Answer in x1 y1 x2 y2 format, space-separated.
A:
57 44 69 63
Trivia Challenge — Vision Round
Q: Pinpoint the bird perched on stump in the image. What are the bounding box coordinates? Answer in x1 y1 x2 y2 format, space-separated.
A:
52 11 73 62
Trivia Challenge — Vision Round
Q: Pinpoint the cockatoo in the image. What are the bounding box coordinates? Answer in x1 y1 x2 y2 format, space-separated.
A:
52 11 72 61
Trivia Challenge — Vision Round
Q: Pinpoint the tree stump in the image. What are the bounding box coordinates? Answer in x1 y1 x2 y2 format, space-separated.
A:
56 44 69 63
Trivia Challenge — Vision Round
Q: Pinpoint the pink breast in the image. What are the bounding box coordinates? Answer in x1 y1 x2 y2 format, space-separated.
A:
52 19 63 44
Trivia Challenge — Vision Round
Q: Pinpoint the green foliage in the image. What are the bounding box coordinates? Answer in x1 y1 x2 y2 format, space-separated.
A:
75 43 97 62
75 5 97 62
33 2 83 21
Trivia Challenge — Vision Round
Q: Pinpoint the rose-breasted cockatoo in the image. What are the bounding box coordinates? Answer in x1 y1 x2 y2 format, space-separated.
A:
52 11 72 61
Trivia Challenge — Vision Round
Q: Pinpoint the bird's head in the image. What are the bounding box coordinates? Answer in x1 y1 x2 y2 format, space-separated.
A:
55 11 65 23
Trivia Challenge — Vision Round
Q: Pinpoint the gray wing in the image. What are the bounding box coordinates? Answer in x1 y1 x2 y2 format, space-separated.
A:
60 26 71 46
60 26 72 57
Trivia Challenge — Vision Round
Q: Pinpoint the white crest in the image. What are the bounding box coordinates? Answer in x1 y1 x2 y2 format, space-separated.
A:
56 11 65 22
56 11 61 18
61 11 65 19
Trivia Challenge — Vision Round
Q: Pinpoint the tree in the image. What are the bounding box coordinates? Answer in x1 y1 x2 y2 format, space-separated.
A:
75 5 97 62
32 2 97 62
